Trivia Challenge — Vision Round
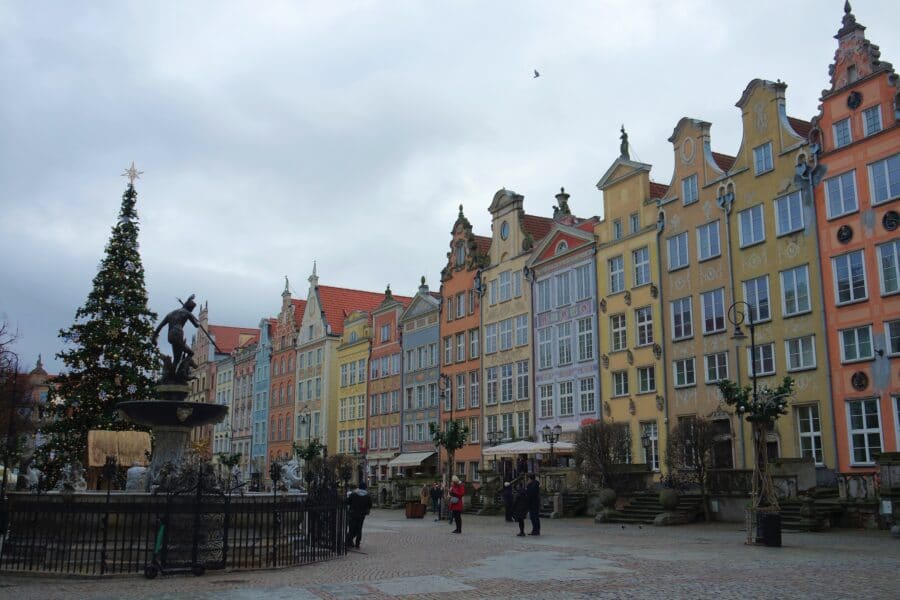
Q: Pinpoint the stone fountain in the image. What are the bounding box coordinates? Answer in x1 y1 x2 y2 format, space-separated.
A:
117 294 227 488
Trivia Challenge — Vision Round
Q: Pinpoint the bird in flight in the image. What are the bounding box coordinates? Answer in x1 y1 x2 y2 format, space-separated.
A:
533 69 540 79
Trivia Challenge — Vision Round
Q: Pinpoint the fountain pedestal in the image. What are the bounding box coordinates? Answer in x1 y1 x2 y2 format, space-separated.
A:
117 385 228 487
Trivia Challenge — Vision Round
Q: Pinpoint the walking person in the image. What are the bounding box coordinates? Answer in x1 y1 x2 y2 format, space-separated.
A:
430 481 442 521
501 481 514 522
512 483 529 536
346 481 372 549
525 473 541 535
420 483 429 516
448 475 465 533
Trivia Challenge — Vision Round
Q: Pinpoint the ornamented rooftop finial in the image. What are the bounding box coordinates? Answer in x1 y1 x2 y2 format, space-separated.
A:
36 354 43 369
844 0 852 15
122 161 143 186
420 275 426 286
553 187 571 218
459 204 464 218
284 275 290 293
620 125 630 159
385 284 392 300
836 0 864 37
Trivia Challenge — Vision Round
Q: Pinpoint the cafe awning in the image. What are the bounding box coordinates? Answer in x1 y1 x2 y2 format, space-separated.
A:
387 451 436 468
482 440 575 456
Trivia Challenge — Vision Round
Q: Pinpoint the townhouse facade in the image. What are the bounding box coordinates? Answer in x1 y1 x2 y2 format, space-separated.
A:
336 310 370 464
251 318 274 483
812 3 900 472
595 140 670 472
231 336 257 481
268 280 305 465
213 354 234 456
439 205 490 482
480 189 552 476
528 190 601 457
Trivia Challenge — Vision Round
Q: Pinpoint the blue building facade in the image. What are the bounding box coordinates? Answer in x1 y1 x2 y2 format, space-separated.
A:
251 318 273 485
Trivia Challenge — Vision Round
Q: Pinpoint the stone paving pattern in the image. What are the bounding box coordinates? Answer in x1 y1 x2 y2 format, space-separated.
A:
2 509 897 599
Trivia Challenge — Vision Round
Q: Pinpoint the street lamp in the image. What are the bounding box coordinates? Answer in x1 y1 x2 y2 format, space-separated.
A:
728 299 757 414
541 424 562 466
486 429 504 446
438 373 452 482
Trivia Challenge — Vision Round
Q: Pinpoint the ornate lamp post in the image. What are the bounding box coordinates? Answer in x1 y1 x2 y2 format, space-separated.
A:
728 301 757 411
486 429 504 447
541 424 562 466
438 373 452 483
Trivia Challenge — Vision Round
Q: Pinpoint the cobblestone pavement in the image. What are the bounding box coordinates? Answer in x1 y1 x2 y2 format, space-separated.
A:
2 509 897 599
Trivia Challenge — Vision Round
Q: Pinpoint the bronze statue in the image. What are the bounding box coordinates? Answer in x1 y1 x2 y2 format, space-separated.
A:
153 294 201 382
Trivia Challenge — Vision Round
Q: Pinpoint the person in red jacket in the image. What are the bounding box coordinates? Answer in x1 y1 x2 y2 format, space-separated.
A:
449 475 465 533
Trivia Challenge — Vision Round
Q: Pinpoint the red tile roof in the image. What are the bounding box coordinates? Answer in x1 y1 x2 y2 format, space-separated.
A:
209 325 261 354
649 182 669 199
474 235 491 255
788 116 811 138
712 152 736 171
291 299 307 328
523 214 554 241
316 285 413 335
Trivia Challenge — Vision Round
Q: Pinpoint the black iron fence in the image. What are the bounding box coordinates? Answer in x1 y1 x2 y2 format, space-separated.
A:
0 490 346 577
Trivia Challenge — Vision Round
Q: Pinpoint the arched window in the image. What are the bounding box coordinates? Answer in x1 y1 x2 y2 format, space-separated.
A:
555 240 569 254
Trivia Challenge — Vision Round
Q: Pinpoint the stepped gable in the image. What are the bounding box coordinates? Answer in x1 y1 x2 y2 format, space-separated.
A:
316 284 412 335
208 325 260 354
649 182 669 199
712 152 736 172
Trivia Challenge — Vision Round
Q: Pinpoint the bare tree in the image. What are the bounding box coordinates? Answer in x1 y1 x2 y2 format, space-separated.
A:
665 416 719 521
574 420 631 491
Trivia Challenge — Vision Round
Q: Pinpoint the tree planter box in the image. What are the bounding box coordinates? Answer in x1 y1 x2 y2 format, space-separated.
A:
405 501 425 519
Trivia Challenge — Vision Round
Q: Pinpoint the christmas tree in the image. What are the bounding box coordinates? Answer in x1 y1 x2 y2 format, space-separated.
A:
39 167 161 476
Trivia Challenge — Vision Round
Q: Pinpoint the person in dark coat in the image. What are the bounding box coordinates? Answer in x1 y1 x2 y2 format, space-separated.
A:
512 484 529 536
430 481 443 521
525 473 541 535
501 481 514 521
346 481 372 548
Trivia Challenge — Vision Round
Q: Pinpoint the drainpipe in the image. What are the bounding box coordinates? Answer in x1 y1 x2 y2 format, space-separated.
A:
654 207 671 452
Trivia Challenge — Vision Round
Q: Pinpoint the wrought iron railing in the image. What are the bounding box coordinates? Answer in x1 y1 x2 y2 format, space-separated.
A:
0 491 346 577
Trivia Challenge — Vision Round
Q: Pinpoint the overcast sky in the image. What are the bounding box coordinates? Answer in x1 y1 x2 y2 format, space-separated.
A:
1 1 897 374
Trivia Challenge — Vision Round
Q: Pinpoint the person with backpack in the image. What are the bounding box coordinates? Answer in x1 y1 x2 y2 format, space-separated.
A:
346 481 373 549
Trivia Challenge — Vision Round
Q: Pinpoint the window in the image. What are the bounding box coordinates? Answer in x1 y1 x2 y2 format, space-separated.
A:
499 318 513 351
705 352 728 383
748 343 776 376
470 370 480 407
878 240 900 295
613 219 623 240
696 221 720 261
753 142 773 175
612 370 629 396
555 271 572 306
743 276 771 322
456 292 466 318
833 250 868 304
673 358 696 388
456 374 466 410
641 422 660 471
454 242 465 266
515 315 528 346
667 233 689 270
775 191 804 235
833 118 852 149
863 105 882 136
610 314 627 351
516 361 529 400
485 323 498 354
635 306 653 346
539 384 554 418
579 378 596 413
840 325 873 362
633 247 650 286
739 205 765 247
536 279 551 313
825 171 858 218
576 317 594 362
486 367 498 405
847 399 882 465
380 324 390 342
869 154 899 205
671 297 693 340
888 320 900 356
488 279 498 305
559 381 574 416
682 174 698 205
446 297 454 321
796 405 823 466
608 256 625 293
575 264 591 300
443 337 452 365
468 418 479 443
517 411 530 440
538 328 553 369
513 271 523 297
499 270 512 302
786 335 816 371
470 329 480 358
637 366 656 393
700 288 726 334
557 322 573 365
500 364 513 403
781 265 811 316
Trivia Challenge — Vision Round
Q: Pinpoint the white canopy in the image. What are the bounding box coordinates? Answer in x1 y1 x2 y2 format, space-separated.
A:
387 451 436 467
481 440 575 456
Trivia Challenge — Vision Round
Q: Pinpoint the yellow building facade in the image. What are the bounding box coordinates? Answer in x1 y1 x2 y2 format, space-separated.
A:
595 136 669 471
336 310 370 461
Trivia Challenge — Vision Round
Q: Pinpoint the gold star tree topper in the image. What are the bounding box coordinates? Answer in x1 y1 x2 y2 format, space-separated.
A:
122 161 144 185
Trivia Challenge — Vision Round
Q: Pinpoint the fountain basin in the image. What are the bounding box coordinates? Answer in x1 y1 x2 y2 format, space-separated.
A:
117 400 227 429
